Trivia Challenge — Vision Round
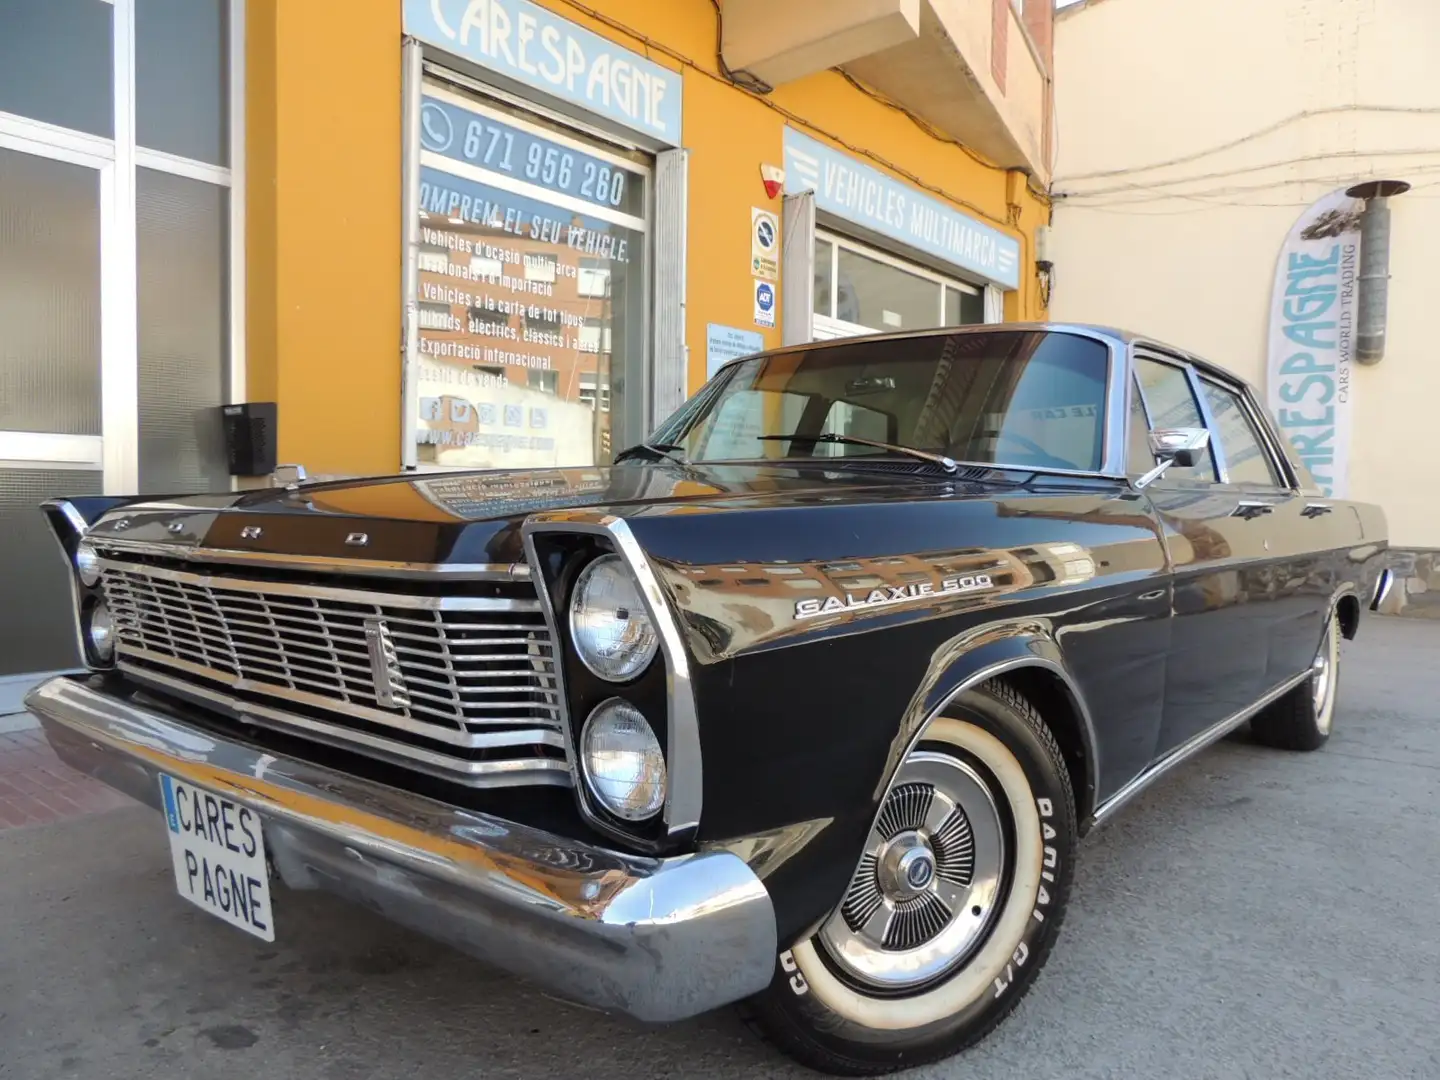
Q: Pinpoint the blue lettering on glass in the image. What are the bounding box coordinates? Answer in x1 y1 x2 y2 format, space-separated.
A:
404 0 682 146
477 403 497 425
782 127 1020 289
421 96 636 213
530 407 548 429
1274 246 1346 495
504 405 524 427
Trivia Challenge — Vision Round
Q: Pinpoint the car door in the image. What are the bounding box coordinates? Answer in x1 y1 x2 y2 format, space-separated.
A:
1132 352 1274 754
1193 373 1331 683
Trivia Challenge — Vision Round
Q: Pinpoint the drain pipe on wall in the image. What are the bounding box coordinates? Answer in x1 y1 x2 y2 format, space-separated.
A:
1345 179 1411 365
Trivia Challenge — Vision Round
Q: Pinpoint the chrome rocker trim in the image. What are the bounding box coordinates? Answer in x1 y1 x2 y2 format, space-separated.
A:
25 676 776 1023
1090 668 1311 827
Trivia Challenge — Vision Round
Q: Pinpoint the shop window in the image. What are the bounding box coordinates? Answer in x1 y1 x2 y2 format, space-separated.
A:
0 0 113 137
813 230 985 340
408 81 650 470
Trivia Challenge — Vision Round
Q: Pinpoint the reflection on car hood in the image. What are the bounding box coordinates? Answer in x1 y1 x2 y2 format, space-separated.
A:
120 461 1000 523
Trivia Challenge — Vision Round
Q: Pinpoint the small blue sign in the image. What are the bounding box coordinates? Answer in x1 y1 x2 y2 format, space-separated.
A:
504 404 524 428
756 283 775 311
405 0 682 146
783 128 1020 289
529 407 548 429
705 323 765 379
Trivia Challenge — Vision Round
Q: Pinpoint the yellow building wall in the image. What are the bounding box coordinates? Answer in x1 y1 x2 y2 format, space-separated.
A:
247 0 1047 478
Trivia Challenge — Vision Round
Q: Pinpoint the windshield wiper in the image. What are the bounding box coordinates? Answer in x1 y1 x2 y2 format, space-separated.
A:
754 433 959 473
614 441 689 465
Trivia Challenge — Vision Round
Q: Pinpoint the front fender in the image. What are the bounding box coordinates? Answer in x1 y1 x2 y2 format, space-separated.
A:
704 621 1097 950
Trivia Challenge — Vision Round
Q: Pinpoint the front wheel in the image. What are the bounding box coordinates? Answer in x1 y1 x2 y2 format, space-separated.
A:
741 682 1077 1076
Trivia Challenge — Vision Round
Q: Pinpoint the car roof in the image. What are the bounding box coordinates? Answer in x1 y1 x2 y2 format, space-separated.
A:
721 322 1257 395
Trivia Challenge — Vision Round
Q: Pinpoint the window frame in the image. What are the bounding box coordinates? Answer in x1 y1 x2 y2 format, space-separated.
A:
1194 373 1288 490
1129 347 1297 492
1129 350 1220 485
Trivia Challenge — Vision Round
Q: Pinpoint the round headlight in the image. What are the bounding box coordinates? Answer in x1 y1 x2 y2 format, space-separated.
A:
75 538 101 587
569 554 658 681
580 699 666 821
87 601 115 662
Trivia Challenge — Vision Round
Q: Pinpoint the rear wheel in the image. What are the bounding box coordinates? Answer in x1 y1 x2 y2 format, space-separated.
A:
1250 608 1341 752
742 682 1077 1076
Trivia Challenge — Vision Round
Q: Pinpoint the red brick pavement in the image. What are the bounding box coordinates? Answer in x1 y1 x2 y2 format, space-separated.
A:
0 724 134 831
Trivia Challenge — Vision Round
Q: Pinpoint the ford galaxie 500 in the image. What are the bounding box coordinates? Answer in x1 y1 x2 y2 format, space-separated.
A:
28 325 1391 1074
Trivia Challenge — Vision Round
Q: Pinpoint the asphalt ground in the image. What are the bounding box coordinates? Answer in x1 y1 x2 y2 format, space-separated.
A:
3 615 1438 1079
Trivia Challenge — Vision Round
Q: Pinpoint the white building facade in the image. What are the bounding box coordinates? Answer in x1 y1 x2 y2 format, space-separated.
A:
1049 0 1440 613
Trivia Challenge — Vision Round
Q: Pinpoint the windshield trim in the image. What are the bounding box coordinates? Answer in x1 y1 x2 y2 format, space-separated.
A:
656 327 1130 480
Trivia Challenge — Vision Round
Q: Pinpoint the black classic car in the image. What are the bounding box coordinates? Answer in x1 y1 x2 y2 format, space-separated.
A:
28 324 1391 1075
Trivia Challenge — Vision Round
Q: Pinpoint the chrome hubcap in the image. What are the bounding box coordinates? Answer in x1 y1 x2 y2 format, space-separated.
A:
819 751 1006 990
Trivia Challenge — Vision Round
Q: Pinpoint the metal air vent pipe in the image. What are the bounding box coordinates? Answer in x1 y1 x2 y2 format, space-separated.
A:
1345 179 1411 365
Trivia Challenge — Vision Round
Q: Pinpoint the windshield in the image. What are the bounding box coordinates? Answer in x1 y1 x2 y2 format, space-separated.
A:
652 330 1111 472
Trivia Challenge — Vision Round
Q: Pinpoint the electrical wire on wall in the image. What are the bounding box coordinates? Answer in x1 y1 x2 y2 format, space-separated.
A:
547 0 1042 234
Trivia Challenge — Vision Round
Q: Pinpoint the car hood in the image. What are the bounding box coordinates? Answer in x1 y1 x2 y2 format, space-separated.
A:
80 461 994 568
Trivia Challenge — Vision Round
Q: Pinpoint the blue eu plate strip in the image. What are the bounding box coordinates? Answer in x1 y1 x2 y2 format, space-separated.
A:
160 774 180 834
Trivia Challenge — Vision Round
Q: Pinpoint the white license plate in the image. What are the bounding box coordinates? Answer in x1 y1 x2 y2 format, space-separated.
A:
158 774 275 942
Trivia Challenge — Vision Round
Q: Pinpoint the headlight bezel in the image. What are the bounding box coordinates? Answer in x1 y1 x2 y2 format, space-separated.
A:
578 698 668 822
567 552 660 682
521 518 702 855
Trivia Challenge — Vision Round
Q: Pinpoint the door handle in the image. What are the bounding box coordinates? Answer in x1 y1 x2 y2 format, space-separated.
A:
1233 501 1274 519
1302 502 1333 517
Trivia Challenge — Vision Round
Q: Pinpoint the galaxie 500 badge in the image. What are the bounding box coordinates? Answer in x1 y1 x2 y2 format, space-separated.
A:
794 574 994 621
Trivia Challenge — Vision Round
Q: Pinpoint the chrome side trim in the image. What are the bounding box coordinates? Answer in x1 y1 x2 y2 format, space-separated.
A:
95 554 538 612
86 536 530 581
1090 668 1311 828
26 676 776 1022
120 663 570 787
521 513 703 841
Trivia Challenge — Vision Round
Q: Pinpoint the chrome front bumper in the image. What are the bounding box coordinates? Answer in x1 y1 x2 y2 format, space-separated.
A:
25 676 777 1023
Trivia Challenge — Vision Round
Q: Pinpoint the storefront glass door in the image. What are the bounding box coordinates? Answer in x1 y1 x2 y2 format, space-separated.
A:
0 143 111 681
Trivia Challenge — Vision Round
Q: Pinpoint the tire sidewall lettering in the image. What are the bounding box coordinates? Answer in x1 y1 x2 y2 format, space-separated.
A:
996 794 1061 999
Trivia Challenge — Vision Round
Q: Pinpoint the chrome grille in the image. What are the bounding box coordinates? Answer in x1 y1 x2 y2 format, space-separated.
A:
97 556 569 788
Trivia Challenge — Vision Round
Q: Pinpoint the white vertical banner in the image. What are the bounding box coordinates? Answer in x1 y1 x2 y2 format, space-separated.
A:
1266 188 1363 498
651 148 689 428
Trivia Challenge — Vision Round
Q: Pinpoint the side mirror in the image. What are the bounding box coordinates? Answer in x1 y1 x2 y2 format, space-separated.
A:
1136 427 1210 489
